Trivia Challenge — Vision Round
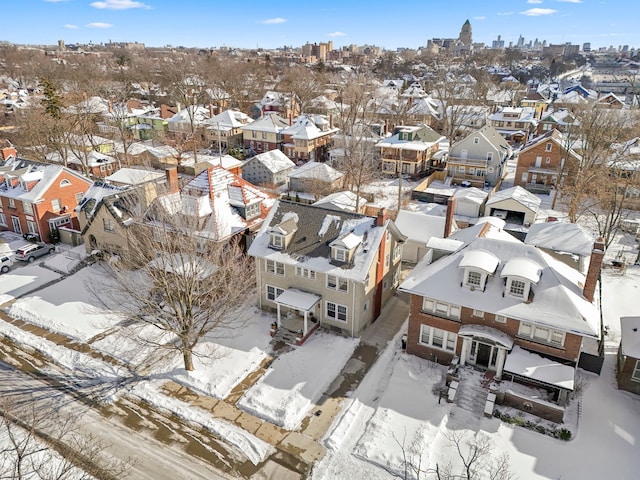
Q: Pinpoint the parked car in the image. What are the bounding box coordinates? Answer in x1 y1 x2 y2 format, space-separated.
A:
0 255 13 273
14 243 55 263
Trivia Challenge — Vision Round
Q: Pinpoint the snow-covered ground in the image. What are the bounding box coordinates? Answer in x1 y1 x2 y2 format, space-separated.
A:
237 332 359 430
313 260 640 480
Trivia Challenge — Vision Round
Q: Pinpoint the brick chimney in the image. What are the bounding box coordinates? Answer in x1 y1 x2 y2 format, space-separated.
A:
329 114 334 129
165 167 179 194
0 146 17 160
443 196 456 238
583 238 605 303
376 208 388 227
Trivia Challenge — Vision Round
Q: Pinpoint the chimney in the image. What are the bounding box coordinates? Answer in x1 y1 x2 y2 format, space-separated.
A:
583 238 605 303
289 113 293 126
329 114 334 129
209 103 214 117
0 146 17 160
444 196 456 238
165 167 179 194
376 208 388 227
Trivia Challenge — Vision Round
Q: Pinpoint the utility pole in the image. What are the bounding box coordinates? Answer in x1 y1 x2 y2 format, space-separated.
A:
397 148 403 212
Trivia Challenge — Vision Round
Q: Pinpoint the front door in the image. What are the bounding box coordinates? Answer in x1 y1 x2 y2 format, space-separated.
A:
11 216 22 235
476 343 491 367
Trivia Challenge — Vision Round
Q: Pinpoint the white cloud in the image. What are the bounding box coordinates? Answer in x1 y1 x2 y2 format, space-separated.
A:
91 0 151 10
259 18 286 25
328 31 346 37
86 22 113 28
473 16 486 20
497 11 515 16
521 8 557 15
64 24 78 29
527 0 543 3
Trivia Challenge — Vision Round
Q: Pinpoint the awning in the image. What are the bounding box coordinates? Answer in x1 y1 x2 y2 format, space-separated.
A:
458 324 514 348
274 289 321 311
504 346 575 390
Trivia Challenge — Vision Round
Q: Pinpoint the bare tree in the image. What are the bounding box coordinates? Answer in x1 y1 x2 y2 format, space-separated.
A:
91 210 256 372
0 396 131 480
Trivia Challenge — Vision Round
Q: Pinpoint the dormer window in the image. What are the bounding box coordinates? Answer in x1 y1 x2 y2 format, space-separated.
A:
467 271 482 288
333 247 347 262
501 257 541 300
509 279 526 297
270 233 284 250
245 201 261 220
459 250 499 292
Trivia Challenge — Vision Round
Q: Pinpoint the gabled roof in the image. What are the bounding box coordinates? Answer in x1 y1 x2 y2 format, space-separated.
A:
289 161 344 182
376 124 446 151
77 183 142 234
518 129 581 160
248 201 404 281
203 109 253 130
313 191 362 212
246 149 295 174
400 236 600 337
241 113 290 133
486 186 541 212
395 210 447 244
524 221 594 257
282 115 339 141
450 125 511 155
105 168 165 186
0 163 92 202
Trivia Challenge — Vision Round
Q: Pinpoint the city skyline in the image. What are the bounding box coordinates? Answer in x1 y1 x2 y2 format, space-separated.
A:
4 0 639 51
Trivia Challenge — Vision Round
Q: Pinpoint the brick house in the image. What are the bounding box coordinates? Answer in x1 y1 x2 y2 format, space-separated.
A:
0 158 93 241
514 129 581 193
400 234 604 412
617 316 640 395
376 124 446 176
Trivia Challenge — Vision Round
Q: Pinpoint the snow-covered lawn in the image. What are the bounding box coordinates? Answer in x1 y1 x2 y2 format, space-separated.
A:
238 332 359 430
313 266 640 480
7 265 123 341
0 264 62 305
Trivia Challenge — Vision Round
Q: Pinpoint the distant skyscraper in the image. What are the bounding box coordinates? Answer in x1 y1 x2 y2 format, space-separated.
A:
459 19 472 46
517 35 525 49
583 42 591 53
492 35 504 49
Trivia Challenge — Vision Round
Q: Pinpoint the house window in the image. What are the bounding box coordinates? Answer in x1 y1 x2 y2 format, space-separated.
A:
495 315 507 324
51 198 61 212
467 271 482 287
103 218 115 232
262 132 267 140
0 215 5 227
8 198 15 209
518 322 532 337
27 220 37 234
265 259 285 275
22 201 33 216
545 157 551 164
486 152 493 161
392 268 400 287
510 279 526 297
266 285 284 302
326 301 347 322
393 244 401 261
327 274 348 292
59 179 71 187
545 142 552 152
521 172 528 182
419 325 457 352
295 266 316 279
473 137 479 144
270 234 284 250
333 247 347 262
473 309 484 318
385 252 390 268
632 360 640 382
422 298 461 320
75 192 84 204
518 322 565 346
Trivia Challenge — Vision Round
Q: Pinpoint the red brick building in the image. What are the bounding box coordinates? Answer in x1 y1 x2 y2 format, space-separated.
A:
0 159 93 241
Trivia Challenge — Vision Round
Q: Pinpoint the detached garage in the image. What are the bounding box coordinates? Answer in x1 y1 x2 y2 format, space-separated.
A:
485 186 541 227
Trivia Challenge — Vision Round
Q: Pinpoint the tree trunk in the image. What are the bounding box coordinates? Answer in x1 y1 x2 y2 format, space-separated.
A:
182 346 194 371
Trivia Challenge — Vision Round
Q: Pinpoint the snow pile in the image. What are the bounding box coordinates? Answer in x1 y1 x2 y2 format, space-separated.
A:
0 265 62 305
238 332 358 430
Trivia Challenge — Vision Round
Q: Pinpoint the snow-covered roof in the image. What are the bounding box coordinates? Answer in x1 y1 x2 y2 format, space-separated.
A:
248 201 396 282
525 222 594 257
241 113 289 133
246 150 295 174
400 236 600 337
459 249 500 273
313 191 362 213
620 316 640 359
274 289 321 311
0 164 91 202
458 324 514 348
453 187 488 205
289 162 343 182
105 168 165 186
395 210 446 244
504 346 575 390
448 217 518 245
500 257 542 283
203 109 253 130
425 237 464 252
486 186 542 212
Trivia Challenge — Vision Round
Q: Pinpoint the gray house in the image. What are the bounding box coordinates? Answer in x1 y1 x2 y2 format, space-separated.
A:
447 125 512 188
242 149 295 187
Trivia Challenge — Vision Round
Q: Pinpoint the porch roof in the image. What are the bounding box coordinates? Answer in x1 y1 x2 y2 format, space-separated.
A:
458 324 514 348
504 346 575 391
274 289 321 312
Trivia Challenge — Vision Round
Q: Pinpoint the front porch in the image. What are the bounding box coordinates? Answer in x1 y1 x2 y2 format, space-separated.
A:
271 289 321 346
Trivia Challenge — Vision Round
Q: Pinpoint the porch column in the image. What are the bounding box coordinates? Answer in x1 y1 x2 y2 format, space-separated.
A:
495 347 507 380
303 311 308 336
276 304 282 328
459 337 471 366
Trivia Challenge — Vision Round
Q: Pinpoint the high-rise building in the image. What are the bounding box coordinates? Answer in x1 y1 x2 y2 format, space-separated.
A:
492 35 504 49
582 42 591 53
459 20 472 46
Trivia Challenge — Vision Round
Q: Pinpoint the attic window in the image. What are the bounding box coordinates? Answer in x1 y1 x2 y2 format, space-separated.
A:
473 137 479 144
509 279 526 297
467 271 482 288
269 233 284 250
545 142 552 152
60 179 72 187
333 247 347 262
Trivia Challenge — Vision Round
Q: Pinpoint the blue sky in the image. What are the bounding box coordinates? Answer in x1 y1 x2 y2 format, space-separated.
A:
5 0 638 50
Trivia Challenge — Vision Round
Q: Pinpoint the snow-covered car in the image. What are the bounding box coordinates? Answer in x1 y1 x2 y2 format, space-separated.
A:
0 254 13 273
14 243 55 263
